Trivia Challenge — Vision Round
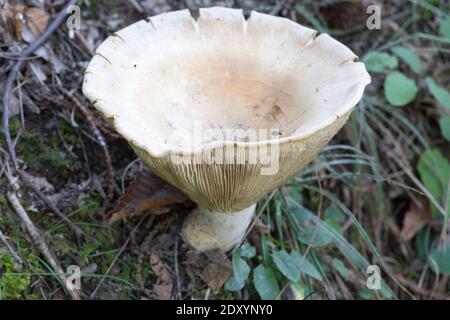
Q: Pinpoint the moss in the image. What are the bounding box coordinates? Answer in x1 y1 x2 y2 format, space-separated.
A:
0 215 6 227
58 120 79 146
0 253 31 300
16 130 81 180
212 290 236 300
0 194 7 207
120 256 138 281
77 192 102 216
79 242 97 266
0 117 21 146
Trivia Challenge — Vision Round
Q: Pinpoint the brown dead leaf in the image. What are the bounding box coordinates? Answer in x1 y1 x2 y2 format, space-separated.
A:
200 249 232 293
400 198 433 241
149 253 173 300
12 5 25 41
183 249 232 292
25 7 49 37
109 167 191 223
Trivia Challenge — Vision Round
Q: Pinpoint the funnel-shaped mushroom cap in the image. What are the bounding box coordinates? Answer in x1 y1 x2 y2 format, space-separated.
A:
83 7 370 212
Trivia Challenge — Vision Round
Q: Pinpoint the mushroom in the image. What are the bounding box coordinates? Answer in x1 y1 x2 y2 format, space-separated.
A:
83 7 371 251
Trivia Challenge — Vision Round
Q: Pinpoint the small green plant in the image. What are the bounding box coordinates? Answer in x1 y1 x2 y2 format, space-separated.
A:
363 25 450 140
0 253 31 300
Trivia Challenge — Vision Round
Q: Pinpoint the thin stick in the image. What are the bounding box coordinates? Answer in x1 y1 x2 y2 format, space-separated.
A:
2 60 23 168
6 191 80 300
0 229 22 264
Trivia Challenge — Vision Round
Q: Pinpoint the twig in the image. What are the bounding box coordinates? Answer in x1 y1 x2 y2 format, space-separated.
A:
2 60 23 168
0 229 22 265
6 191 80 300
58 86 115 211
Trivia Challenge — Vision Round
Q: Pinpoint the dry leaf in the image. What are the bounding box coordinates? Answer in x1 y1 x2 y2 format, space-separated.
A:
183 249 232 292
109 167 191 223
25 7 49 37
12 5 25 41
200 249 232 293
149 253 173 300
400 198 433 241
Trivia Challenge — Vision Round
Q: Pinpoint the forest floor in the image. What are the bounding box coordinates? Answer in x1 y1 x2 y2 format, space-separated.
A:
0 0 449 300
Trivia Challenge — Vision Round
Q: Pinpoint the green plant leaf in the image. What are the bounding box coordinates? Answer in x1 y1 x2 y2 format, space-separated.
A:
290 194 397 298
325 219 343 234
363 52 398 73
225 249 251 291
297 225 333 247
297 253 322 281
332 258 349 279
426 77 450 109
417 148 450 216
359 288 374 300
272 250 301 282
428 246 450 275
231 250 250 284
324 207 346 223
239 242 256 258
224 274 244 292
439 15 450 39
439 116 450 141
253 265 280 300
289 282 308 300
384 72 418 107
391 46 421 74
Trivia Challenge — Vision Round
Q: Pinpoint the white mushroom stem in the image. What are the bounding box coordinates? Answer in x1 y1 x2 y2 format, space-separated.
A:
182 203 257 252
